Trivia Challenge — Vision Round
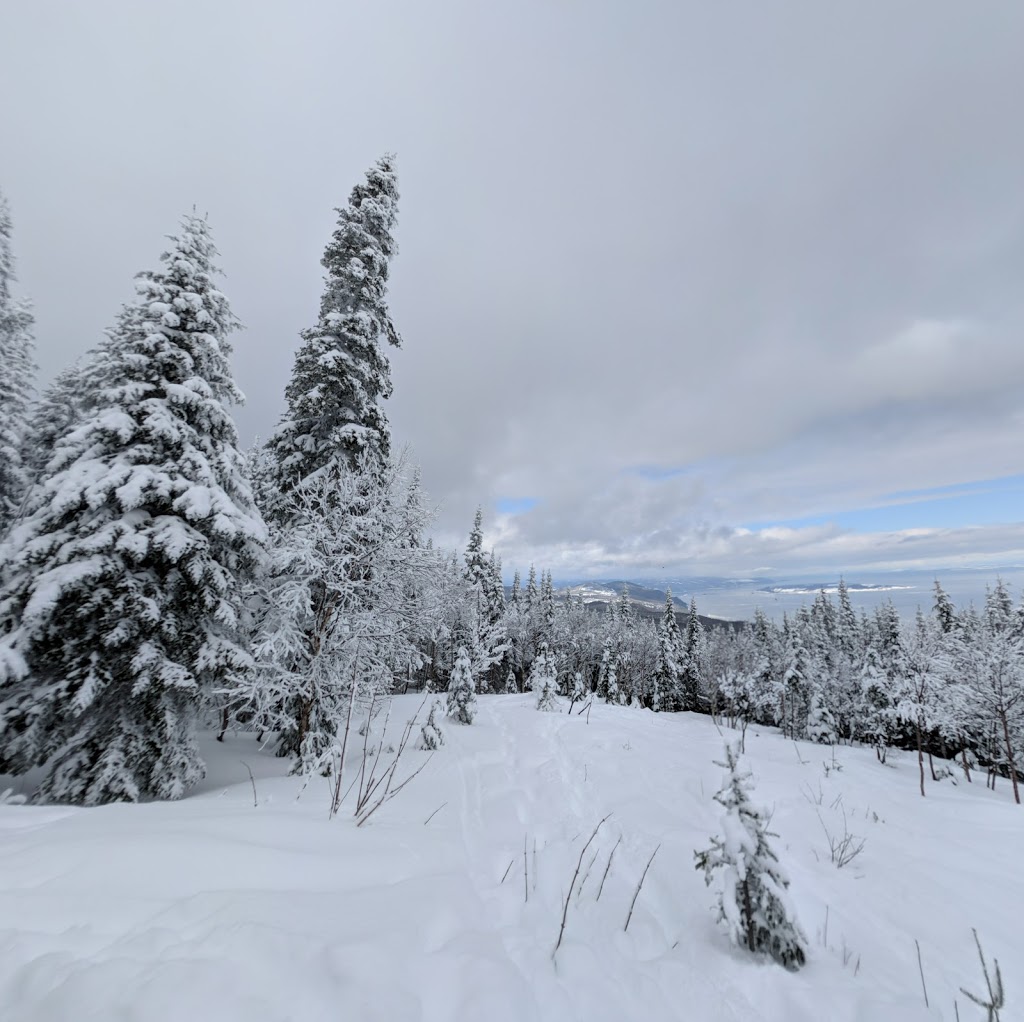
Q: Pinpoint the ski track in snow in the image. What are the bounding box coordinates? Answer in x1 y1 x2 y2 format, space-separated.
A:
1 694 1020 1021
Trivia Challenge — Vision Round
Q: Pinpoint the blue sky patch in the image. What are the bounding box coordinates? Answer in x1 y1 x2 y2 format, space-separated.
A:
743 473 1024 533
496 497 539 515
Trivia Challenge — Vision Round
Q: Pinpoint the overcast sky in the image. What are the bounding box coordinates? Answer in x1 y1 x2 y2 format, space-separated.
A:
3 1 1024 581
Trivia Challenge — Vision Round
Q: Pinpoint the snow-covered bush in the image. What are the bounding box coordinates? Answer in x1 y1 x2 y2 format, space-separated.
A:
806 690 838 745
419 698 446 750
695 743 807 970
570 671 586 705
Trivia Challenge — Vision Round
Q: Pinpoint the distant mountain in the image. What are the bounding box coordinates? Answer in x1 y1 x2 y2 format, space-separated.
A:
562 579 678 609
756 582 914 595
541 579 745 630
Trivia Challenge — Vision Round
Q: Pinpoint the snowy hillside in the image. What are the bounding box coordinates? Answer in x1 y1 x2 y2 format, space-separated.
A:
1 696 1016 1022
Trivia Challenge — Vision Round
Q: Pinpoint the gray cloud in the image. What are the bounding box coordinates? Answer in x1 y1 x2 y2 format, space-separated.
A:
3 1 1024 579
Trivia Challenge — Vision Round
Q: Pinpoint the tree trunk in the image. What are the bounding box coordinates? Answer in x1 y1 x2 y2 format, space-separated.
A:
961 749 972 783
928 751 937 782
999 709 1021 805
297 696 311 756
742 878 755 952
916 725 925 797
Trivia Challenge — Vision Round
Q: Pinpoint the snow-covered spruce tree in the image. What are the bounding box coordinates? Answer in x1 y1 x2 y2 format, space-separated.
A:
533 645 559 711
805 686 838 745
0 191 37 534
695 743 807 970
679 599 707 711
268 154 401 495
460 508 508 691
656 588 683 711
260 156 405 759
447 646 477 724
0 215 264 803
464 506 489 593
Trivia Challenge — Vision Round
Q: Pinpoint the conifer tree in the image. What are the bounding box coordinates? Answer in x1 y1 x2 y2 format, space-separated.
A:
835 577 860 657
805 687 838 744
259 156 406 759
0 192 36 534
933 580 957 635
856 645 896 762
656 588 682 711
532 645 559 711
540 568 553 615
0 215 264 803
526 564 538 609
695 743 807 970
780 619 811 739
510 569 521 606
680 599 707 711
464 506 488 592
447 646 477 724
269 155 401 496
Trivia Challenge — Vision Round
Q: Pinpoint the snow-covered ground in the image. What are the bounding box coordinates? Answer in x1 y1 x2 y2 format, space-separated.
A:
1 696 1018 1021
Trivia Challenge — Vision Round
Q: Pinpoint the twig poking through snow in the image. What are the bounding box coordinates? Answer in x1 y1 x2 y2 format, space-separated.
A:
524 834 529 904
624 843 660 933
241 761 258 808
554 814 611 959
596 835 622 902
576 848 601 902
423 802 447 826
500 858 515 884
960 928 1005 1021
916 938 930 1008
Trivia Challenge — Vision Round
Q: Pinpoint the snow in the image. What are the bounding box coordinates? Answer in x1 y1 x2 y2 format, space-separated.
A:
1 696 1019 1021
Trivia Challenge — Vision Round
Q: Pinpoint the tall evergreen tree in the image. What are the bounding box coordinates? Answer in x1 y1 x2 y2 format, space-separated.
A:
835 577 860 657
0 192 36 534
464 506 488 592
656 588 682 711
259 156 405 759
679 599 706 711
525 564 538 609
0 216 264 803
933 580 957 635
268 155 401 497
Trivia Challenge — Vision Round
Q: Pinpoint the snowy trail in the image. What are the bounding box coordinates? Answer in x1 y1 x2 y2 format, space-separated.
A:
1 695 1020 1021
